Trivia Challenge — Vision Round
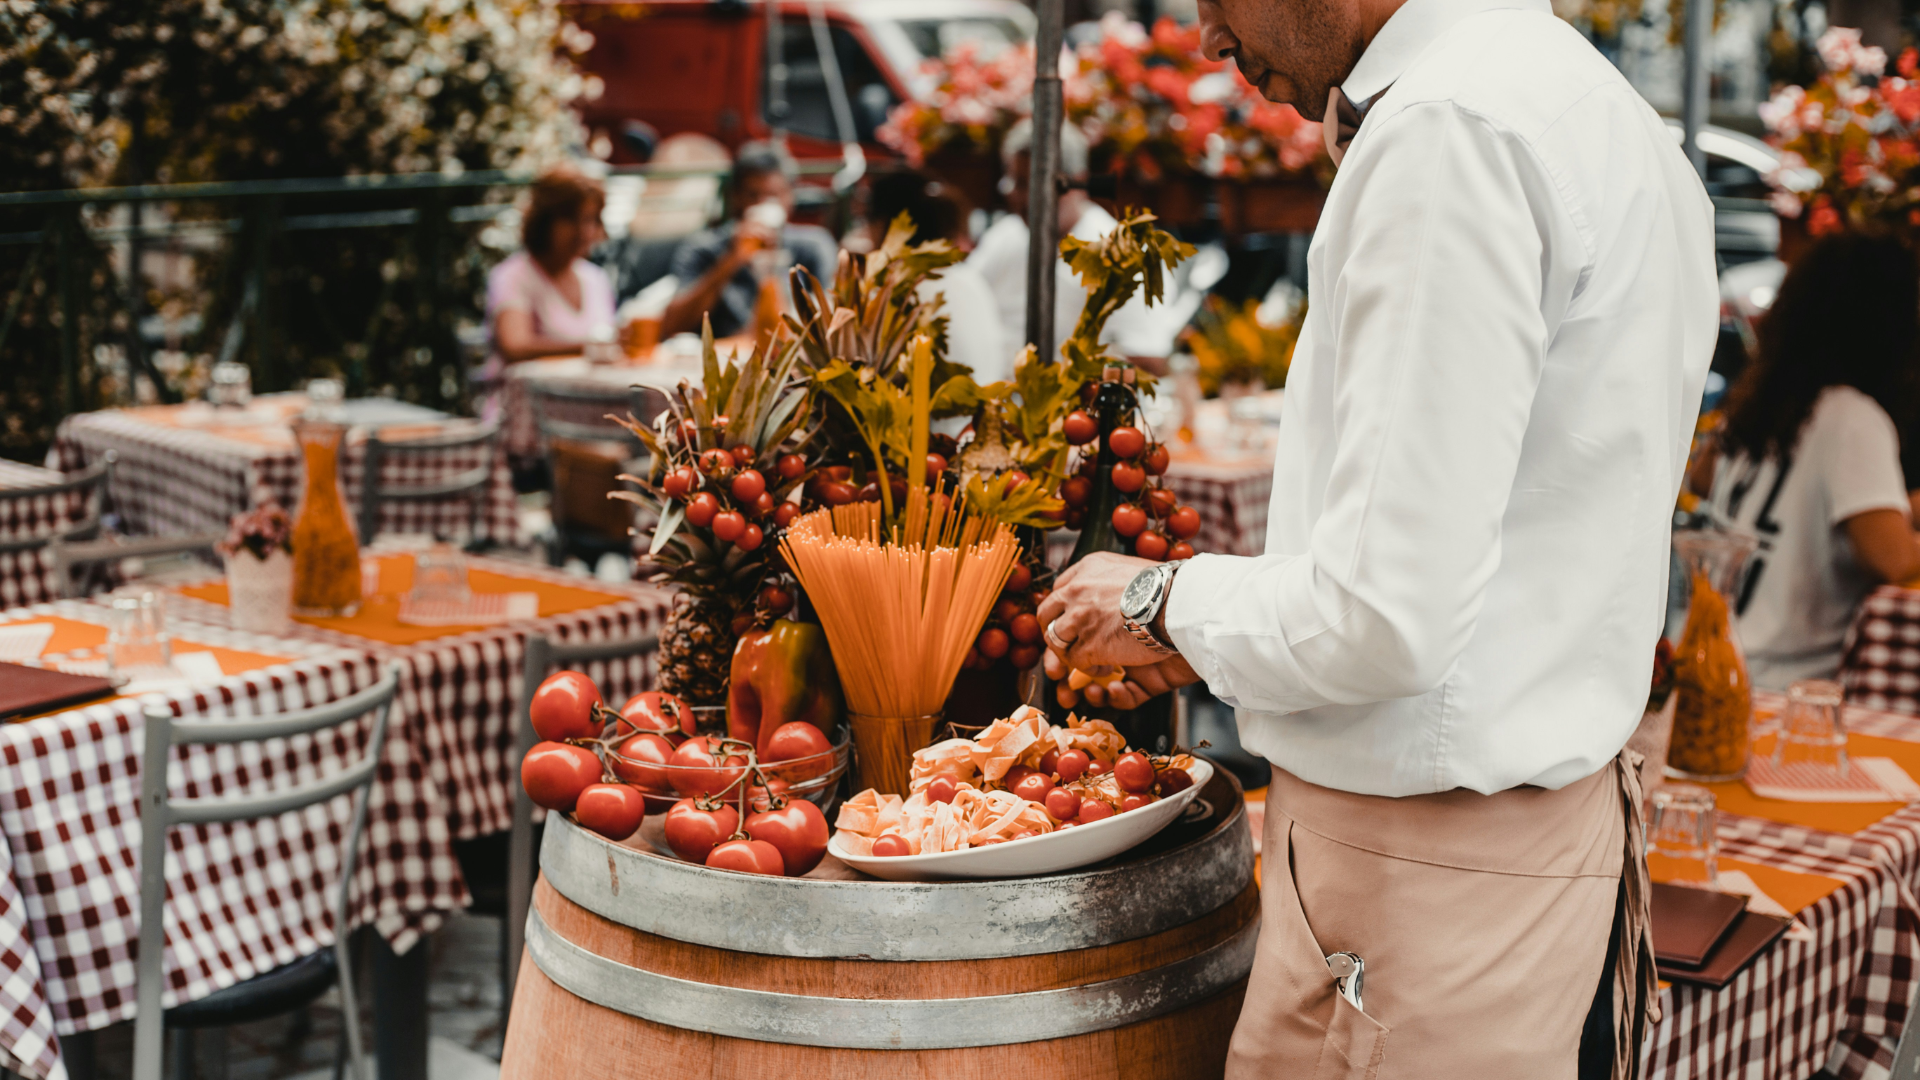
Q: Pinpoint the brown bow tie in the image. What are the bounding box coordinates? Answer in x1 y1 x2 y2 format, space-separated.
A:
1322 86 1378 166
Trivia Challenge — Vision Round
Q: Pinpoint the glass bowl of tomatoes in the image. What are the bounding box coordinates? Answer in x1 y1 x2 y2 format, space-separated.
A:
605 722 851 814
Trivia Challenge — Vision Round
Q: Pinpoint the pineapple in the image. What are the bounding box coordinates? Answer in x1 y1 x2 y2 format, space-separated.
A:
611 322 818 705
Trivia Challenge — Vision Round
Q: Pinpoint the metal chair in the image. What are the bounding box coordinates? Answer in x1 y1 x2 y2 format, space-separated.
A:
48 533 225 599
133 667 400 1080
502 631 657 1025
0 451 114 557
529 382 666 568
356 420 501 547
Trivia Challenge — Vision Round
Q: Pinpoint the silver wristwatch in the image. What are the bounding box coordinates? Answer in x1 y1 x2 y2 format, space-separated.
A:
1120 560 1185 655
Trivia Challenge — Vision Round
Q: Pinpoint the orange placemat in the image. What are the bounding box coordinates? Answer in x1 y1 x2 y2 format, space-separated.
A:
0 615 108 655
1700 732 1920 836
175 554 633 646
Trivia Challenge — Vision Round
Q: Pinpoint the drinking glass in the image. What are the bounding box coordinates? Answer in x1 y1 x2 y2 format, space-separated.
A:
208 361 252 406
410 544 471 607
1774 678 1849 777
304 378 346 422
107 592 172 676
1647 784 1718 887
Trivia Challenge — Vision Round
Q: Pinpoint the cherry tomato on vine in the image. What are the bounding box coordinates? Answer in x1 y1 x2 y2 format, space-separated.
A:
1134 531 1170 562
729 444 756 469
1145 444 1170 475
530 671 603 742
745 798 829 875
661 469 692 499
706 837 786 876
700 448 735 476
1169 541 1197 561
1111 462 1146 493
1060 476 1092 508
669 735 749 798
617 690 688 740
574 783 646 841
521 742 603 812
1157 767 1195 796
926 453 948 480
1108 426 1146 459
678 419 701 446
730 469 766 503
764 721 832 782
928 776 958 804
735 524 764 552
1055 749 1091 783
1063 410 1098 445
994 597 1024 624
872 834 913 857
821 481 857 506
1167 505 1202 539
609 732 676 791
1115 751 1156 793
712 511 747 543
663 798 739 863
1045 787 1082 822
1112 503 1147 538
776 453 807 480
1009 644 1040 670
1086 758 1113 778
1146 488 1177 518
1011 772 1054 803
760 584 794 616
749 491 776 517
1120 793 1154 813
1004 563 1033 593
1076 800 1116 824
686 492 720 527
1008 613 1042 645
774 502 801 527
1037 748 1060 775
976 627 1010 660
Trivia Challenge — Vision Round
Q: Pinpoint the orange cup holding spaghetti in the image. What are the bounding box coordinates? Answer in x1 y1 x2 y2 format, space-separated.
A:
848 712 945 797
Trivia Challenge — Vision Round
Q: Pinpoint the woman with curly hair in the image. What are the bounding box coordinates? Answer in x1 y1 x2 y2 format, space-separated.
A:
1698 233 1920 688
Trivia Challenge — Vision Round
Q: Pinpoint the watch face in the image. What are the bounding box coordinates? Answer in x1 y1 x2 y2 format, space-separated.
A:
1122 568 1159 619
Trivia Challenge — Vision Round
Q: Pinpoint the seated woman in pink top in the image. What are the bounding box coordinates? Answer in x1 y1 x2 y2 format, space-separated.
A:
488 167 616 363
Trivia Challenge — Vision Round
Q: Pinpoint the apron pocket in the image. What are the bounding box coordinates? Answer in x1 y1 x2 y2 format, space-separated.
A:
1275 818 1392 1079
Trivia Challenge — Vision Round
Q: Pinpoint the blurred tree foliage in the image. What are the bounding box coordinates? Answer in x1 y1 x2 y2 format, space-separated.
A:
0 0 595 462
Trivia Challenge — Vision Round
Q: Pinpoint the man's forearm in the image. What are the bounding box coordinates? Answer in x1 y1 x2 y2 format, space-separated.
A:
661 257 742 337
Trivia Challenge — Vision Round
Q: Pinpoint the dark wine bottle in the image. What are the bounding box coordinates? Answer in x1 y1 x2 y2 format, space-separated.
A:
1054 362 1174 752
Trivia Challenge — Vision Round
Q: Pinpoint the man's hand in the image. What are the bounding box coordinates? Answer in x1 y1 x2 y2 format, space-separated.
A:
728 220 778 267
1035 552 1169 672
1043 650 1201 710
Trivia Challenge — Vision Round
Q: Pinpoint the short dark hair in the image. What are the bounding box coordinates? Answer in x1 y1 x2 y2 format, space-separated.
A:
866 171 965 245
522 167 605 258
729 140 796 200
1721 233 1920 462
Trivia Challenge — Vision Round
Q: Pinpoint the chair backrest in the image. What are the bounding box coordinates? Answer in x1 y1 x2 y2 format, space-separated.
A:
47 532 226 599
629 384 670 431
357 420 500 545
132 666 400 1080
530 380 647 451
504 632 658 1025
0 451 115 556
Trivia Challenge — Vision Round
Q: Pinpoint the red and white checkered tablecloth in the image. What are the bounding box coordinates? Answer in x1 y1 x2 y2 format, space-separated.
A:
1164 452 1273 558
0 604 381 1080
1840 585 1920 715
0 460 90 611
48 399 519 549
497 356 697 460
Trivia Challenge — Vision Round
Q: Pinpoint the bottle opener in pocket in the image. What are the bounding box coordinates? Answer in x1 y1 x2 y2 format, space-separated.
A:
1325 951 1366 1012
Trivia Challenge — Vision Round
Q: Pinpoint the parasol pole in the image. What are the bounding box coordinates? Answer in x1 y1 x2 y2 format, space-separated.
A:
1025 0 1065 359
1681 0 1710 177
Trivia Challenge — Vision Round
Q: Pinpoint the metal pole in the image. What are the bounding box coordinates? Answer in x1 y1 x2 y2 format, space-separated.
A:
1681 0 1711 177
55 215 79 416
1025 0 1065 360
765 0 788 138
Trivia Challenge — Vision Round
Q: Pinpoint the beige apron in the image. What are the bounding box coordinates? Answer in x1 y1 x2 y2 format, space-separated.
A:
1227 751 1656 1080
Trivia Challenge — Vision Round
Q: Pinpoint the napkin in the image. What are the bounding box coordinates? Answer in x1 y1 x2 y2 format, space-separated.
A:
0 622 54 663
1743 755 1920 803
54 651 227 695
1716 869 1816 944
397 592 538 627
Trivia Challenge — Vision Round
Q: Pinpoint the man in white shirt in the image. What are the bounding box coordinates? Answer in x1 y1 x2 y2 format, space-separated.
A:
1036 0 1717 1074
967 120 1180 370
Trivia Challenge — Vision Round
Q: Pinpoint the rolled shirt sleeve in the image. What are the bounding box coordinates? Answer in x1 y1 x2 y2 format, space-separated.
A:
1164 100 1587 715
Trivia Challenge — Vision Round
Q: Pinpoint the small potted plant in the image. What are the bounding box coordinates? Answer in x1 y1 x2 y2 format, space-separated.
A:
220 503 294 634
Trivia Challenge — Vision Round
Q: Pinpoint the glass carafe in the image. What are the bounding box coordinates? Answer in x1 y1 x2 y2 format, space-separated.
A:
289 419 363 617
1665 527 1758 782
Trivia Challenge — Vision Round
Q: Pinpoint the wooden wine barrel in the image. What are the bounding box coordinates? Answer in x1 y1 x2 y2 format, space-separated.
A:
501 769 1256 1078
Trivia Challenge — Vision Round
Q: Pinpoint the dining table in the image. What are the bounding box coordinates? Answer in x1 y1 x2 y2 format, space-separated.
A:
497 350 704 461
48 394 519 548
0 459 91 609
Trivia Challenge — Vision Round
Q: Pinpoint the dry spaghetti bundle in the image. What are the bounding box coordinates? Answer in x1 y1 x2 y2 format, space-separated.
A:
779 485 1018 793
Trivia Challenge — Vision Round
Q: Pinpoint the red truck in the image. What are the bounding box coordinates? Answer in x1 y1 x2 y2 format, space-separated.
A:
565 0 1035 166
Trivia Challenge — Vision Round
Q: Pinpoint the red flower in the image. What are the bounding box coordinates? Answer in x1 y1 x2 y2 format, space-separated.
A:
1900 47 1918 78
1809 199 1844 236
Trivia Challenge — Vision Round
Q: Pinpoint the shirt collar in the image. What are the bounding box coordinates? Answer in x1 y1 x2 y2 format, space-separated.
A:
1340 0 1553 106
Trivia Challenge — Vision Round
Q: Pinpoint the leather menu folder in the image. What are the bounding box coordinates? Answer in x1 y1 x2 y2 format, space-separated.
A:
1657 908 1794 990
0 662 115 720
1651 882 1748 966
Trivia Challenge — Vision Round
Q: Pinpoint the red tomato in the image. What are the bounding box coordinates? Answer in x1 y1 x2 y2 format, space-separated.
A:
1004 470 1031 492
1115 751 1156 793
678 419 701 445
994 597 1024 624
1112 503 1147 538
530 671 603 742
712 511 747 542
777 453 807 479
1008 644 1041 671
730 469 767 503
1056 749 1090 782
700 448 736 475
926 453 949 480
663 798 739 863
735 524 764 552
1168 505 1202 540
609 732 677 791
707 838 786 875
1145 444 1171 476
856 482 881 503
686 492 720 527
927 776 958 804
745 798 829 875
521 742 603 811
764 721 832 782
872 834 913 857
1004 563 1033 593
1108 426 1147 459
1134 531 1170 562
1045 787 1082 821
574 783 646 840
1111 462 1146 493
1011 772 1054 803
760 584 794 616
661 468 692 499
1086 758 1113 778
1120 793 1154 813
750 491 776 517
1063 410 1098 445
669 735 750 797
730 444 756 468
1003 765 1039 789
1060 475 1092 508
747 777 791 812
1156 767 1195 796
774 502 801 527
617 691 687 742
962 647 984 670
822 481 857 506
1037 748 1060 775
1077 800 1116 824
977 627 1010 659
1146 488 1177 518
1169 541 1197 561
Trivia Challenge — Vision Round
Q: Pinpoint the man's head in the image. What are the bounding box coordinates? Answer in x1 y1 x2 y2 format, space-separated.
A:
728 140 797 219
999 118 1090 220
1197 0 1376 122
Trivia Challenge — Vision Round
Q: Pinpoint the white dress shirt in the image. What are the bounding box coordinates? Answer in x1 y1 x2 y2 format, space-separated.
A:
919 261 1011 385
1164 0 1718 796
966 205 1175 363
